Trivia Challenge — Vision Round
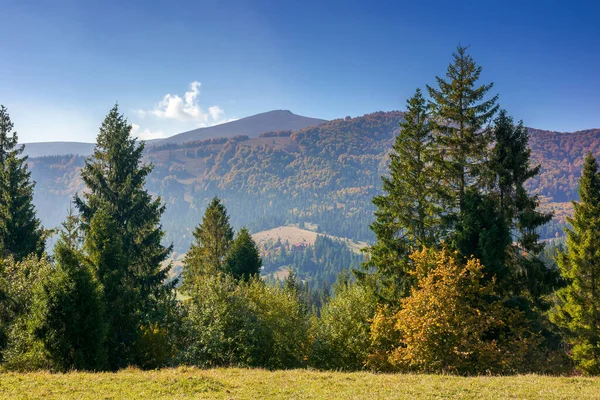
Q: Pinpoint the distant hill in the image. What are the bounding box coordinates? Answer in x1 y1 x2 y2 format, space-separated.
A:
151 110 326 146
23 142 95 158
21 110 326 157
253 225 367 254
26 110 598 253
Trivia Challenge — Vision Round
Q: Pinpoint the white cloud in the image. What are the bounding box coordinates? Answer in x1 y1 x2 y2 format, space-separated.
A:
131 81 235 140
208 105 225 120
131 123 167 140
138 81 226 125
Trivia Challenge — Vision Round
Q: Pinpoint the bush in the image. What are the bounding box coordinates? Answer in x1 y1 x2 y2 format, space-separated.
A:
1 251 107 372
368 248 540 375
179 274 310 369
1 255 55 370
309 281 378 370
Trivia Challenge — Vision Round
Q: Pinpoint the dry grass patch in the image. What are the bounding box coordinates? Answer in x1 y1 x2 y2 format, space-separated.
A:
253 225 367 254
1 367 600 400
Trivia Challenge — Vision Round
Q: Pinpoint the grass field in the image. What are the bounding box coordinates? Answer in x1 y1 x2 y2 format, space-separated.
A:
1 367 599 400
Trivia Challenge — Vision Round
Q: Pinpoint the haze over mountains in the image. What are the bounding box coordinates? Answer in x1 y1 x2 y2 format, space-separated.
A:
26 109 599 253
22 110 326 158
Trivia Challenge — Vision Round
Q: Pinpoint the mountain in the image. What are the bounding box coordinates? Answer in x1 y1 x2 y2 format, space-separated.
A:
151 110 326 145
21 110 326 158
26 110 598 253
23 142 96 158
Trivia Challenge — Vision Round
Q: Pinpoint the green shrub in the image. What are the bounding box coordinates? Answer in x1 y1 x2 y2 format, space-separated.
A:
1 251 106 372
179 274 310 369
309 281 378 370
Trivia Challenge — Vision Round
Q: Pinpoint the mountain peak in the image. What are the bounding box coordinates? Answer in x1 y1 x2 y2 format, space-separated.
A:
153 110 326 146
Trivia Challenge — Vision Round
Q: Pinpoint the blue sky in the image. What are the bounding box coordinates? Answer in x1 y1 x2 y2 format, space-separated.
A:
1 0 599 143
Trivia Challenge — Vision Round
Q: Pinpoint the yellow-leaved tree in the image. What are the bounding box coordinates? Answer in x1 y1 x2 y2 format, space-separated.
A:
368 247 538 375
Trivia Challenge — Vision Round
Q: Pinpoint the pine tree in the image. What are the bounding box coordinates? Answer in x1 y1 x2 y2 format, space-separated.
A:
453 188 512 287
225 227 262 281
363 88 438 300
181 197 234 292
426 45 499 220
552 153 600 374
490 110 556 299
491 110 552 254
74 104 173 369
86 208 136 369
0 105 45 261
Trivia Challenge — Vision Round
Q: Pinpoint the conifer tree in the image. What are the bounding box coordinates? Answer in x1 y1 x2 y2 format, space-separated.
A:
0 105 45 261
75 104 173 369
84 209 132 369
363 88 438 299
453 188 512 287
181 197 234 292
427 46 499 220
490 110 556 299
491 110 553 254
552 153 600 374
51 207 106 371
226 227 262 281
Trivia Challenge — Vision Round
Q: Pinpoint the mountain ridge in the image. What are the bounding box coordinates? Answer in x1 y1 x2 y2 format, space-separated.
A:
25 110 599 253
154 109 326 146
22 110 326 158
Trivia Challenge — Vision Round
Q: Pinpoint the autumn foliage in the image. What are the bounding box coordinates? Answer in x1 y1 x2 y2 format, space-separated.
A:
368 248 539 375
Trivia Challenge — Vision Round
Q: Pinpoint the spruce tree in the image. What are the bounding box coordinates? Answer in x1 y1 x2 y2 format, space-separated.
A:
363 88 438 299
0 105 45 261
491 110 552 254
426 45 499 220
84 208 132 369
51 207 106 370
181 197 234 292
552 153 600 374
490 110 556 299
74 104 173 369
226 227 262 280
453 188 511 287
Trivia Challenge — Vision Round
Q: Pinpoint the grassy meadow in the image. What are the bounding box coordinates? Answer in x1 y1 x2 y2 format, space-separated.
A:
1 368 599 400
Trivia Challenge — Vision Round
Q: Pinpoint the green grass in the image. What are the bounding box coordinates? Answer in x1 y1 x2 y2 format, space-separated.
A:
1 367 599 399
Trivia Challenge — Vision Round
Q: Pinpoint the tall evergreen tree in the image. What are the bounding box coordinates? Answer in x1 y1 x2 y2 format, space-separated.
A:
552 153 600 374
426 45 499 220
453 188 512 287
491 110 552 254
181 197 234 292
74 104 173 369
0 105 45 261
226 227 262 281
50 207 106 370
490 110 556 299
84 208 133 369
363 88 438 299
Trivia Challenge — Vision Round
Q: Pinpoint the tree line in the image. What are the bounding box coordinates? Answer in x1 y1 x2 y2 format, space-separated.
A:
0 46 599 374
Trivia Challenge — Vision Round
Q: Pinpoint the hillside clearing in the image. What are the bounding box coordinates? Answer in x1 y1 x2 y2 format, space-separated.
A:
252 225 367 254
0 368 599 400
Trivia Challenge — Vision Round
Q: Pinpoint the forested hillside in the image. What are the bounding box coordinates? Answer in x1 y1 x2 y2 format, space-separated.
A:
28 111 598 252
